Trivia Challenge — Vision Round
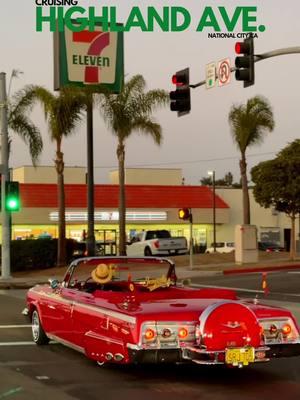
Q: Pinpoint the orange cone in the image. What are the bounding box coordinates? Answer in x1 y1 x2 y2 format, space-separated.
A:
262 272 269 296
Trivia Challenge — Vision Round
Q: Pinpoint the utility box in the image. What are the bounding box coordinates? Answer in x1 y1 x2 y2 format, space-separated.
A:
235 224 258 264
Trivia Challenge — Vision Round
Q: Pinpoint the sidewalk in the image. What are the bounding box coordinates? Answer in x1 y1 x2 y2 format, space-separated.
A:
1 256 300 289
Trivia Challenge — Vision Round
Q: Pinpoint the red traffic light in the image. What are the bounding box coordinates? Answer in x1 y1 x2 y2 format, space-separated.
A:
235 42 242 54
172 74 184 86
235 40 252 55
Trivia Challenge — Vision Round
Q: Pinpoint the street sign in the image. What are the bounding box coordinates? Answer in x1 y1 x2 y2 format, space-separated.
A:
205 62 216 89
217 58 231 87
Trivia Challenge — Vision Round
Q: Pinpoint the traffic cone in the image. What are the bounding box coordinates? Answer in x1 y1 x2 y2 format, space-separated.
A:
262 272 269 296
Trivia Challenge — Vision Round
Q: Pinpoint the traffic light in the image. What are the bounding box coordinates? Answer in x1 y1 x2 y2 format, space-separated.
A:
235 37 255 87
178 208 191 221
169 68 191 116
5 181 20 212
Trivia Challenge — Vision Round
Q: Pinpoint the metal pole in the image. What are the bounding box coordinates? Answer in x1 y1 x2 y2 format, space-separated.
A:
189 209 193 269
86 97 95 256
190 47 300 88
212 171 216 253
0 72 11 279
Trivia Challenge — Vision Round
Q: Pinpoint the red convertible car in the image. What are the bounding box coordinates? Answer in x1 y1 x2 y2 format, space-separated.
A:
25 257 300 368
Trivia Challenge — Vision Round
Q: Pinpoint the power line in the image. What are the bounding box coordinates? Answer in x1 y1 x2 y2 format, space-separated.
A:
93 151 277 169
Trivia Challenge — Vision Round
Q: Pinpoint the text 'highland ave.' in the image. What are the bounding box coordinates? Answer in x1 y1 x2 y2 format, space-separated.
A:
36 6 266 33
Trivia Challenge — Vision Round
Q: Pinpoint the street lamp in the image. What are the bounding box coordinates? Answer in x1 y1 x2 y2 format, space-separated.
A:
208 171 216 252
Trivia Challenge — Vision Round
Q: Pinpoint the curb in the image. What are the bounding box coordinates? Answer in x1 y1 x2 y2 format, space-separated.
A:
0 280 47 290
223 263 300 275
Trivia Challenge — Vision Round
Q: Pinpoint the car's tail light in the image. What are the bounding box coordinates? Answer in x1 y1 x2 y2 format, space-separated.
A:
141 322 196 348
269 324 278 334
259 318 299 343
282 323 292 336
178 327 188 339
153 240 160 249
144 328 156 341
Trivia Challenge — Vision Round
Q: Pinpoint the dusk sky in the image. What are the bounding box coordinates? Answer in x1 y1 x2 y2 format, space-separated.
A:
1 0 300 184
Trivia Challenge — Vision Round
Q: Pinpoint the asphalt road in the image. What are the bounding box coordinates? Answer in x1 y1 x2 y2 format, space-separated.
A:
1 284 300 400
191 270 300 303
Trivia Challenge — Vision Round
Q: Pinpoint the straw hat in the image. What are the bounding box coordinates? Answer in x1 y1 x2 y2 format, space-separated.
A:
91 263 114 284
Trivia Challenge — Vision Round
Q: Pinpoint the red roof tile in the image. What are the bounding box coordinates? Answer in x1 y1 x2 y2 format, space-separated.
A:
20 184 229 209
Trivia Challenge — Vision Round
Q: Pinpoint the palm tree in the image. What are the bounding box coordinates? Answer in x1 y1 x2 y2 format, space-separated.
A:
19 85 87 266
8 88 43 166
228 95 275 224
99 75 169 255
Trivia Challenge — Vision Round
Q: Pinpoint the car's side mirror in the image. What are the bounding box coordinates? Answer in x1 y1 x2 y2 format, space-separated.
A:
49 278 60 290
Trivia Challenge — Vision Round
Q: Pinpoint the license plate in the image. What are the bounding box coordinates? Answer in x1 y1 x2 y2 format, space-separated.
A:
225 347 255 366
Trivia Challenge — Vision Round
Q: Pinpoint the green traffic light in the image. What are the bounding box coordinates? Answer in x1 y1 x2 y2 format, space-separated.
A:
6 197 20 211
5 181 21 211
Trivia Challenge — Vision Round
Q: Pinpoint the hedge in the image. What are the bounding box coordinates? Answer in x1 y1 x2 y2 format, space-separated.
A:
1 239 81 272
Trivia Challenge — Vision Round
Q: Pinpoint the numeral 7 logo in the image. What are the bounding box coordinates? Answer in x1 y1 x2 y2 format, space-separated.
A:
73 31 110 83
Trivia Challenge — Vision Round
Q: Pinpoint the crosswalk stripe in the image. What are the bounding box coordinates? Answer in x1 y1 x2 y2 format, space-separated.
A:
0 324 31 329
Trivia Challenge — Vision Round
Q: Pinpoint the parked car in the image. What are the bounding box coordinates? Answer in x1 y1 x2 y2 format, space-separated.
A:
258 242 285 252
126 229 188 256
205 241 235 254
24 256 300 368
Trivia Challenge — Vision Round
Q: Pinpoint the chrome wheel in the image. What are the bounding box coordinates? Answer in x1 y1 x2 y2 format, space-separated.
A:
31 310 49 345
32 311 40 342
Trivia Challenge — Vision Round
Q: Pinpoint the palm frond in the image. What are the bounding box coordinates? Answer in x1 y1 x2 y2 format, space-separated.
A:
8 113 43 165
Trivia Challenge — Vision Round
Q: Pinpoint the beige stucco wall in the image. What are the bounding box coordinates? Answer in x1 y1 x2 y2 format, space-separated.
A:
110 168 182 185
215 188 298 246
12 166 86 184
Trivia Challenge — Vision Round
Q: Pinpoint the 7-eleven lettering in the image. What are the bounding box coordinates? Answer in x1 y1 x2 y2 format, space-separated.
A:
73 31 110 83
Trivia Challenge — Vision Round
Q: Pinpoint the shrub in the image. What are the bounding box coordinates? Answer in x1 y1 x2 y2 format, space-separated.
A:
0 239 79 272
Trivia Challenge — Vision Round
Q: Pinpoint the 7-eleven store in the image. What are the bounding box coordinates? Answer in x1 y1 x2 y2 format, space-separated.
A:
8 183 229 249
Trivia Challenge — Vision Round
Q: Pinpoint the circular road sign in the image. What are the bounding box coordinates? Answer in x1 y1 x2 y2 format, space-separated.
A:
218 58 231 86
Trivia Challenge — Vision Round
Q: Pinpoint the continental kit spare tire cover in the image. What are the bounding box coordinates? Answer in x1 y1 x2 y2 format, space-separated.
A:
199 301 261 351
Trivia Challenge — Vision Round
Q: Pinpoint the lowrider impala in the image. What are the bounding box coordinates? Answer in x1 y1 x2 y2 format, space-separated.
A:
25 257 300 368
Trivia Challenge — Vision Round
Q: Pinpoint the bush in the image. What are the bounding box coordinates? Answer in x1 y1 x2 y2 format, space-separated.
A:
1 239 79 272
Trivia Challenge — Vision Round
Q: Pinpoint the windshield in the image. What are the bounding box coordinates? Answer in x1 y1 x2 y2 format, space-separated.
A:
65 257 176 288
145 230 171 240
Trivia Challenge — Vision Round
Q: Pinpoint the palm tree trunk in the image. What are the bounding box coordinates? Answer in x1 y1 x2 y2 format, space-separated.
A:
117 140 126 255
239 152 251 224
290 214 296 261
55 140 66 266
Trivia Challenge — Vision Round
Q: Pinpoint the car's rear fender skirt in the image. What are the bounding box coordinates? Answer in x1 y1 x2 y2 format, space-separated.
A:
83 331 129 364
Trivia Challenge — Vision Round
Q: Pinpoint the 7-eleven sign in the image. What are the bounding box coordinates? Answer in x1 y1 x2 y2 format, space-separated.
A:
54 24 124 93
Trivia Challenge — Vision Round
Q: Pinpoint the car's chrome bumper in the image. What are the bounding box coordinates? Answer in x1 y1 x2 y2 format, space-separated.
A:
181 345 270 365
182 343 300 366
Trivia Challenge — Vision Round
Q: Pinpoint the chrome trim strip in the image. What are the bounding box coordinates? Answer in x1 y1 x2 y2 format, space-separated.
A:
29 291 136 324
74 302 136 324
199 300 259 334
85 331 123 346
127 343 141 350
199 300 235 333
47 334 85 354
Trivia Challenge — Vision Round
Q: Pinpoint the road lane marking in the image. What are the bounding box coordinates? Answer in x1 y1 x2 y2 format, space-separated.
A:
0 341 58 346
192 283 264 294
191 283 300 297
0 325 31 329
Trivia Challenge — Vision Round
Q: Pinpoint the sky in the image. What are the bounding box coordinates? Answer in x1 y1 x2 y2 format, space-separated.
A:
1 0 300 184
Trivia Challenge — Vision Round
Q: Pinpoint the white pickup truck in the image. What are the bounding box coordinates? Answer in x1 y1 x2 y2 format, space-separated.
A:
126 230 188 257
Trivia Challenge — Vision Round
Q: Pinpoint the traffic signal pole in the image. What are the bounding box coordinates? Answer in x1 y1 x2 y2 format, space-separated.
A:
189 209 194 270
0 72 11 279
190 46 300 89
